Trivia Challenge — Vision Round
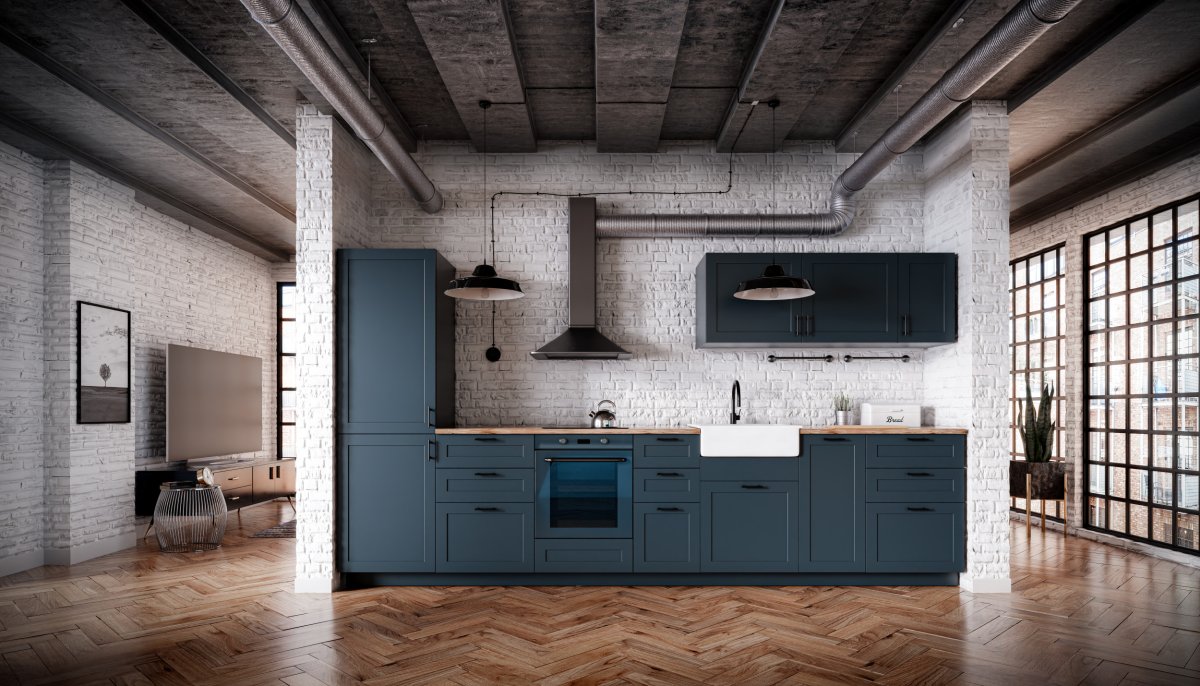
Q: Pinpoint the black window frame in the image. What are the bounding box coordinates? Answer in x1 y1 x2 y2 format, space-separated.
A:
278 282 296 460
1083 192 1199 555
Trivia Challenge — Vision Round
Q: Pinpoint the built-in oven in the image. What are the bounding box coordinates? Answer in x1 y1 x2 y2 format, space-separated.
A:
535 434 632 539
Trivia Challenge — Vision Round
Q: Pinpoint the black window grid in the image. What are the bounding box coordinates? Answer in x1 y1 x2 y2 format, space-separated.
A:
278 282 296 460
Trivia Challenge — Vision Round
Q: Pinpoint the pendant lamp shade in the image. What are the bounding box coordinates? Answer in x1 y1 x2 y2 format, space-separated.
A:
734 263 815 300
445 100 524 301
446 263 524 300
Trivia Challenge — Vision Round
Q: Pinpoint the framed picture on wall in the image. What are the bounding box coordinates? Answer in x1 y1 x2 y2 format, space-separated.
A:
77 301 131 424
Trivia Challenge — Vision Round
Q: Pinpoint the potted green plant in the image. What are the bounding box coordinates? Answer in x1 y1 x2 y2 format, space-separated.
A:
1010 380 1065 500
833 393 853 426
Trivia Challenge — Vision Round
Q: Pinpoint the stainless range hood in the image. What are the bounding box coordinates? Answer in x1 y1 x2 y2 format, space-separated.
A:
531 198 632 360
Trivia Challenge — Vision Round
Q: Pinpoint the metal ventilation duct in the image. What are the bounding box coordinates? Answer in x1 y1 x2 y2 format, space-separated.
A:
595 0 1082 238
238 0 443 213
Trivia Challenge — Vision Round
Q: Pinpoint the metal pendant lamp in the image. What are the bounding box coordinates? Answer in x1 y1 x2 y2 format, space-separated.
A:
734 100 815 302
446 101 524 301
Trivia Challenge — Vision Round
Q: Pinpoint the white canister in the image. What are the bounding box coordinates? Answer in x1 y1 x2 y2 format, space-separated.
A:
860 403 921 427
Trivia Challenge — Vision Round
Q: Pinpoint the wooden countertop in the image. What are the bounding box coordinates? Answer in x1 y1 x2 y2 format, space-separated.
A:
435 426 967 435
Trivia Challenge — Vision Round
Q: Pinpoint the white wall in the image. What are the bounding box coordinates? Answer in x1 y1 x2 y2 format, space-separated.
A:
0 140 277 574
368 140 929 427
1010 151 1200 560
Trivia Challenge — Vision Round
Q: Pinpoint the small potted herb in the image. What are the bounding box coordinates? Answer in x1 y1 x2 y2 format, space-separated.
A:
1010 379 1065 500
833 393 853 426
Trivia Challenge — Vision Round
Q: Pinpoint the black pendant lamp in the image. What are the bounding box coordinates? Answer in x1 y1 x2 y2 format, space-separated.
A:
446 101 524 301
734 100 815 302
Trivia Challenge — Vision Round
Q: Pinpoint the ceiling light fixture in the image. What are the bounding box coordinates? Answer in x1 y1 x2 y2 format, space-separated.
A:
734 100 814 301
446 100 524 301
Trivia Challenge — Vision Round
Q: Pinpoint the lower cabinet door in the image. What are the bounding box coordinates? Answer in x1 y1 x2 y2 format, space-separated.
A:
535 539 633 573
866 502 964 572
634 503 700 573
701 482 799 573
436 503 534 573
339 435 435 573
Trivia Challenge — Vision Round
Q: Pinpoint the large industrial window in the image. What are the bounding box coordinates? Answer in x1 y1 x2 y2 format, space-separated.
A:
1085 194 1199 554
278 283 296 459
1010 246 1067 519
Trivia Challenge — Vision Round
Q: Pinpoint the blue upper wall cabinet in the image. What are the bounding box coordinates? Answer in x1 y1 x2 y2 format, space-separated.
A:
337 250 456 433
696 253 956 348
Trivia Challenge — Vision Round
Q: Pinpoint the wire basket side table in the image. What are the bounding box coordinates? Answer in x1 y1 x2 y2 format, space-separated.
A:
153 482 228 552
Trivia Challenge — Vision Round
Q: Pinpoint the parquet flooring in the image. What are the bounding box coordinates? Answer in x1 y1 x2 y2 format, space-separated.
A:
2 502 1198 685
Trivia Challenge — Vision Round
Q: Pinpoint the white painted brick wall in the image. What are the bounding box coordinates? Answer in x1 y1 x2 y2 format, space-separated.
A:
1010 152 1200 546
0 142 46 574
0 139 276 573
923 102 1013 592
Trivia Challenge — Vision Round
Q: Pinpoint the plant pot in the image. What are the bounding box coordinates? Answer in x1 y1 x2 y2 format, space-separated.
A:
834 411 850 425
1009 460 1066 499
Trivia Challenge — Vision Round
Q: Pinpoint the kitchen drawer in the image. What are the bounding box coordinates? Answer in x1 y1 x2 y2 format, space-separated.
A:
866 502 964 572
213 466 253 489
700 457 799 482
535 539 633 573
436 435 534 469
634 435 700 468
436 503 534 573
221 484 252 511
634 468 700 502
866 436 965 469
634 503 700 573
435 468 535 503
866 469 965 502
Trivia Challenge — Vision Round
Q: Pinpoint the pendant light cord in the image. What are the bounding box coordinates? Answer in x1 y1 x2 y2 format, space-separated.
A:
491 301 496 346
482 101 490 266
770 100 778 266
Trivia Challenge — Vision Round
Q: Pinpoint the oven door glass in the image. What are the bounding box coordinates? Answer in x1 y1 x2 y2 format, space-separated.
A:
536 452 632 538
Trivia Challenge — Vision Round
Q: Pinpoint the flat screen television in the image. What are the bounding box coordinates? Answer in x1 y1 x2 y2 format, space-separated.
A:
166 344 262 461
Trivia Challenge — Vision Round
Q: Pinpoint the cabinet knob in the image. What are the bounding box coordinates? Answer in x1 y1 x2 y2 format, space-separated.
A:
558 438 568 444
599 438 609 444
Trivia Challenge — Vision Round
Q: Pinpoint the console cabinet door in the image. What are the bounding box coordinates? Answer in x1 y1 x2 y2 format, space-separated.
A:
898 254 956 343
253 464 278 503
635 503 700 573
799 254 897 343
801 436 865 571
339 250 446 434
278 460 296 496
339 435 435 572
701 481 799 572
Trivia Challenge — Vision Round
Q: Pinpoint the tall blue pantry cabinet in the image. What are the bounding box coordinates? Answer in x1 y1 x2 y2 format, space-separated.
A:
337 250 456 573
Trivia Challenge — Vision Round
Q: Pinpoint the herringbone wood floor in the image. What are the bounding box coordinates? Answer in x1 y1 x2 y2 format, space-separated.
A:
2 503 1198 685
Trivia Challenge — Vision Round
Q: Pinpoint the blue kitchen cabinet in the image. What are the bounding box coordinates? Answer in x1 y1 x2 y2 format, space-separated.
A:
436 503 534 573
801 435 865 572
337 249 455 434
633 435 700 469
700 481 800 573
339 434 436 572
898 254 956 343
866 503 964 572
695 252 956 347
634 503 700 573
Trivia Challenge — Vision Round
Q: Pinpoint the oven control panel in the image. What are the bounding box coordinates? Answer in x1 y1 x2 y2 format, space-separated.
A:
535 434 634 450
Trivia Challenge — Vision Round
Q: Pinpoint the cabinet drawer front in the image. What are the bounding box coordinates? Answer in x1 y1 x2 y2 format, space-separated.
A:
535 539 633 573
437 435 535 468
215 467 253 488
866 436 965 468
634 435 700 468
866 469 965 502
634 469 700 502
436 503 534 573
634 503 700 573
866 503 964 572
700 458 799 481
222 485 252 510
435 469 535 502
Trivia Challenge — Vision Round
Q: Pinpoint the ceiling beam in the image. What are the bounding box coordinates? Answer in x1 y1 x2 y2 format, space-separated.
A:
0 111 290 262
115 0 296 149
714 0 874 153
1007 0 1165 113
295 0 418 151
408 0 536 152
594 0 689 153
1011 69 1200 229
0 25 295 223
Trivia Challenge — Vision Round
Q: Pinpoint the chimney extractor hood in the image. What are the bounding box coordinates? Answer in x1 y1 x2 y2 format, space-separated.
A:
531 197 632 360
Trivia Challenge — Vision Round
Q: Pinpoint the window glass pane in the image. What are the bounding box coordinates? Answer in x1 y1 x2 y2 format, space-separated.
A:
1181 474 1199 511
1180 435 1198 471
281 390 296 423
1109 226 1127 259
1090 233 1106 265
1154 361 1174 395
1014 344 1027 371
1109 260 1126 294
281 320 296 353
1181 397 1199 433
1129 289 1149 325
1044 310 1057 338
1110 501 1126 533
1180 201 1199 240
1014 259 1027 287
281 355 296 388
1129 503 1148 538
1130 397 1149 431
1129 327 1149 360
1130 361 1148 395
1090 431 1107 461
1129 253 1149 289
1154 322 1174 357
281 424 295 458
1090 496 1106 527
1014 287 1027 315
1154 472 1174 507
1179 239 1198 279
1029 283 1042 312
1109 466 1126 498
1029 256 1043 283
1130 469 1149 501
1108 363 1126 395
1179 358 1198 394
1153 508 1173 543
1043 250 1059 278
280 284 296 319
1089 398 1107 429
1109 296 1126 328
1042 279 1057 310
1090 366 1106 396
1130 433 1148 465
1178 513 1199 551
1110 430 1127 462
1130 218 1149 253
1089 301 1105 331
1153 210 1174 246
1089 267 1106 298
1180 278 1199 317
1015 315 1028 342
1152 285 1173 320
1154 434 1174 468
1180 320 1198 356
1153 246 1174 283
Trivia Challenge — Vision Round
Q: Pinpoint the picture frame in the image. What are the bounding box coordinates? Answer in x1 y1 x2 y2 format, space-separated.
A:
77 301 131 424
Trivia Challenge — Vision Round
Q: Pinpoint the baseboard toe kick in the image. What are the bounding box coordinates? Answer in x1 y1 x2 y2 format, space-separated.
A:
343 572 961 588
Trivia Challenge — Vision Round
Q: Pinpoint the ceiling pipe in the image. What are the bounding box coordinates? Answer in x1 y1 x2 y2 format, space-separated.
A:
596 0 1081 238
238 0 443 213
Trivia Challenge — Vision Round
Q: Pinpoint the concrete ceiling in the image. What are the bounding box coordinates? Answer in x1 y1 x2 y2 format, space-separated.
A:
0 0 1197 258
